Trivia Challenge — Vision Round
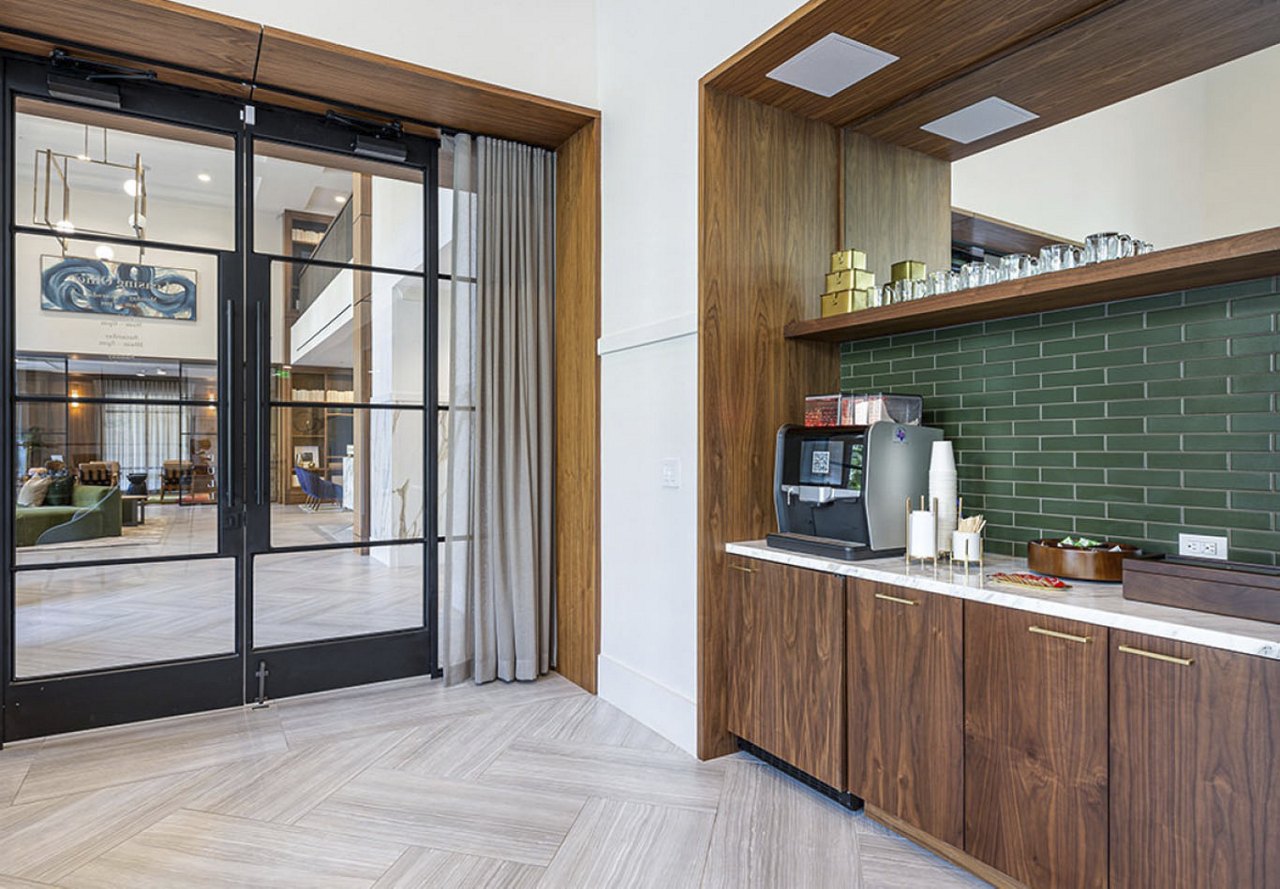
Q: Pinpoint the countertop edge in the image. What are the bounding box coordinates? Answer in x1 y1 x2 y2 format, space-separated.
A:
725 540 1280 662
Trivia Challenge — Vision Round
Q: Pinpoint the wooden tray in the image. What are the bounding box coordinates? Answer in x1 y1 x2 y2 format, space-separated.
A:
1027 539 1141 582
1124 555 1280 624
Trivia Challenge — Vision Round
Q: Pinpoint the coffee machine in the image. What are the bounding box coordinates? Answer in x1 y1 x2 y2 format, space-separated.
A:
766 422 942 560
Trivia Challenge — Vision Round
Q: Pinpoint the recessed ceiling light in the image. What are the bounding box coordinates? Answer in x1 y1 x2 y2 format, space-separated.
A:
54 219 75 234
334 194 348 204
197 172 212 183
920 96 1039 144
128 212 147 229
122 178 139 197
94 244 115 261
766 33 898 98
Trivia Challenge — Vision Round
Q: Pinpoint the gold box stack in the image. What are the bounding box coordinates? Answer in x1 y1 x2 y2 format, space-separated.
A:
822 248 873 318
830 249 867 273
891 259 927 283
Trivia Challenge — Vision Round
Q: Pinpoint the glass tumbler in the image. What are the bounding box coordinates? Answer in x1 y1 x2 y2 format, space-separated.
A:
999 253 1036 281
928 270 952 296
961 261 986 289
1085 232 1121 262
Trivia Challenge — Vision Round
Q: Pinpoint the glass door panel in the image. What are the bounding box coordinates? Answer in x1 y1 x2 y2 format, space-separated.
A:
253 543 425 647
14 97 236 250
15 558 236 677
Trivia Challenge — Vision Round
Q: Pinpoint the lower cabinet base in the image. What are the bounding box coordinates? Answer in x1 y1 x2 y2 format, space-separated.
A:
735 737 863 812
865 806 1027 889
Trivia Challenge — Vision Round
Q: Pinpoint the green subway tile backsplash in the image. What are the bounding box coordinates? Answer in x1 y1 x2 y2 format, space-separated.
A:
839 276 1280 563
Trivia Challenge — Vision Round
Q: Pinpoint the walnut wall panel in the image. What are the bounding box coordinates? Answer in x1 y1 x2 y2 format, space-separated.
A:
554 120 601 693
697 87 840 759
842 130 951 291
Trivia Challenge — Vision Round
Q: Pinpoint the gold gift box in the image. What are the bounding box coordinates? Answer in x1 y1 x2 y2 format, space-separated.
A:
830 249 867 273
821 288 870 317
825 269 875 293
891 260 927 282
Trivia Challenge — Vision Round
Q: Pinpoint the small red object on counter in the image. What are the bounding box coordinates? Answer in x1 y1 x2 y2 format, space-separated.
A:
987 572 1071 590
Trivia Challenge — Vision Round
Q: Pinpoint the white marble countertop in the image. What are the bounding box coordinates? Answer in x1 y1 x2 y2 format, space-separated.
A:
725 540 1280 661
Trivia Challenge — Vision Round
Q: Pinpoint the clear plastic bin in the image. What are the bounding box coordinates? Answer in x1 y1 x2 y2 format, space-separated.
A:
839 393 923 426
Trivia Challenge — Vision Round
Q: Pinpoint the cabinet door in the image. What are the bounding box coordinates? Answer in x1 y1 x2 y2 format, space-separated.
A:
726 558 845 789
848 579 963 847
964 602 1109 889
1110 631 1280 888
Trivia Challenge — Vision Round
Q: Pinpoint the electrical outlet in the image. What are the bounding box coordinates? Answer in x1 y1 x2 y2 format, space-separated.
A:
1178 533 1229 560
661 458 681 489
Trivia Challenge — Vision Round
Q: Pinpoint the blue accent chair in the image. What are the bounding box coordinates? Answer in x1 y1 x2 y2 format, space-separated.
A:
294 467 343 510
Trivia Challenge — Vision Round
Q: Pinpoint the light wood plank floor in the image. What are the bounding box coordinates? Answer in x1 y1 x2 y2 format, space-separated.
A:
0 674 986 888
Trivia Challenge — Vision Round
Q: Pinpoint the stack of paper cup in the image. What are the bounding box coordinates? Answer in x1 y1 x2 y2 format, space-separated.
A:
929 441 958 555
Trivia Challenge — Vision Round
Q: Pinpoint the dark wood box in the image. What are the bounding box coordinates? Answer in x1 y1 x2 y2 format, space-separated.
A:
1123 555 1280 625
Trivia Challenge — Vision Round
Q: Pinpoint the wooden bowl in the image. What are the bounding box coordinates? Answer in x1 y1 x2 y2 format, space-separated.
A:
1027 539 1142 582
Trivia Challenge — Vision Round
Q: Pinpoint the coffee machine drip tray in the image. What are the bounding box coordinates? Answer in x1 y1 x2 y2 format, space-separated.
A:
765 532 902 562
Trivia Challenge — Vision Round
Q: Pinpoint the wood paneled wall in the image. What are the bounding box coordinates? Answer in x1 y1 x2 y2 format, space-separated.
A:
843 130 951 290
554 119 602 693
697 87 841 759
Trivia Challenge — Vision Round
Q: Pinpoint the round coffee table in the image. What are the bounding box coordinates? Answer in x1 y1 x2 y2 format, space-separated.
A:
125 472 149 496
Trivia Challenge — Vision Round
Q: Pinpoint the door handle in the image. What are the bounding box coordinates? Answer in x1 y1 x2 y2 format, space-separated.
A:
221 296 234 511
874 592 918 606
254 298 267 506
728 564 755 574
1118 644 1194 667
1028 625 1092 645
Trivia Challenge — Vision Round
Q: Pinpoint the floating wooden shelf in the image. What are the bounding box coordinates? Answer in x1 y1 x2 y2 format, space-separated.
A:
785 227 1280 344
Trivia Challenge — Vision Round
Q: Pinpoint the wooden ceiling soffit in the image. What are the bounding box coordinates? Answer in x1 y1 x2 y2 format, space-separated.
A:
0 32 252 100
0 0 259 97
701 0 1112 126
254 28 598 150
852 0 1280 160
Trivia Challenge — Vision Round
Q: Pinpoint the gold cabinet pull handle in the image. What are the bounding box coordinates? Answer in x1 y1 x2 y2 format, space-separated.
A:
728 564 756 574
1028 625 1092 644
875 593 918 606
1118 644 1194 667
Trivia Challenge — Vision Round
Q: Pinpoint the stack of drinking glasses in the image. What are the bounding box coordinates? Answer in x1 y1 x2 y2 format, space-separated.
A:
1080 232 1155 263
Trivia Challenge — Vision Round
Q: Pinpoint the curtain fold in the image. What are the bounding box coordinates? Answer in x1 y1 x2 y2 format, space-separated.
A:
441 133 555 685
100 378 182 489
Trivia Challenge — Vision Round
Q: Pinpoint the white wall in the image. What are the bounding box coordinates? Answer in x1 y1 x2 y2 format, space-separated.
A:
594 0 806 754
952 43 1280 249
184 0 598 108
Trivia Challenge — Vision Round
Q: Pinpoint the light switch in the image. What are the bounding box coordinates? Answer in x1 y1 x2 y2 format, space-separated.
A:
661 458 681 489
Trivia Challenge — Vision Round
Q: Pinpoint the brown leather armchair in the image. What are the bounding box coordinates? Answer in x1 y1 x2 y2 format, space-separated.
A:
77 461 120 487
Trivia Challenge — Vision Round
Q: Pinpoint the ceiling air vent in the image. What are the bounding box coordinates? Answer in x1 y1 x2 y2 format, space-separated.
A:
920 97 1039 144
766 33 898 98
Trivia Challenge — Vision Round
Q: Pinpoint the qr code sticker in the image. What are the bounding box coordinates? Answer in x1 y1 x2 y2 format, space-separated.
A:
811 450 831 476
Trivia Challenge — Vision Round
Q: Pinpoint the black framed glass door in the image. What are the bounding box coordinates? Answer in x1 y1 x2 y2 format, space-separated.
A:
0 54 439 742
240 106 438 701
1 57 247 740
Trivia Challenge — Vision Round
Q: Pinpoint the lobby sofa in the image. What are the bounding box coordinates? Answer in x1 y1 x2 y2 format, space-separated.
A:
16 485 123 547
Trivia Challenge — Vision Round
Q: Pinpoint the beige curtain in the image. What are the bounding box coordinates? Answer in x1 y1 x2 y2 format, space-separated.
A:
441 134 555 684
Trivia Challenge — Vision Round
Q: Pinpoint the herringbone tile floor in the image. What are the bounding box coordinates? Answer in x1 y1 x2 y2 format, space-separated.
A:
0 674 984 887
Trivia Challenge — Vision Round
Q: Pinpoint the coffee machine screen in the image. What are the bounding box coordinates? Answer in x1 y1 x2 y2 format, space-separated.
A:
798 439 863 493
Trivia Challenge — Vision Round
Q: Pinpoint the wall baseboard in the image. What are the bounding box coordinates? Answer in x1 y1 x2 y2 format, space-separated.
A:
597 653 698 755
